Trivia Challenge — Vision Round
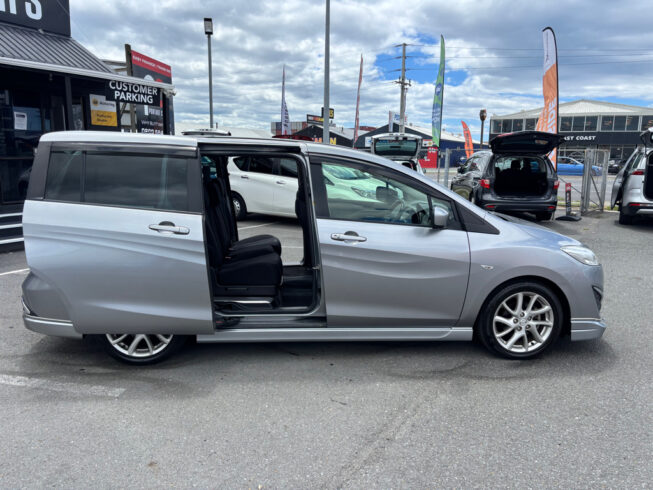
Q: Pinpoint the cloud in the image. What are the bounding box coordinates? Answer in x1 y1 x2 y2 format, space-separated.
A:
70 0 653 140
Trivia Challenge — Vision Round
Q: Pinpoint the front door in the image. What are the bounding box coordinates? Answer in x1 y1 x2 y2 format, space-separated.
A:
309 155 470 328
272 157 300 216
23 146 213 335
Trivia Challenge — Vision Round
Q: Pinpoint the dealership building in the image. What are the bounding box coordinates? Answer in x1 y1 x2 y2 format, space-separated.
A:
490 99 653 162
0 1 175 249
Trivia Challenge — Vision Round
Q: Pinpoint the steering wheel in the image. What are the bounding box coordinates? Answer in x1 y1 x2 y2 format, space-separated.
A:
389 199 406 221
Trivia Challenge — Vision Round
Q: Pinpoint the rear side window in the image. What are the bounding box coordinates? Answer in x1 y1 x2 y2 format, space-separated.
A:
248 156 275 174
84 153 189 211
45 150 82 201
279 158 298 178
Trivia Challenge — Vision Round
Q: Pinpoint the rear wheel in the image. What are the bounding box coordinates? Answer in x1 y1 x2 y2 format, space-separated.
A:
99 334 187 365
618 206 633 225
535 211 553 221
478 282 563 359
232 193 247 221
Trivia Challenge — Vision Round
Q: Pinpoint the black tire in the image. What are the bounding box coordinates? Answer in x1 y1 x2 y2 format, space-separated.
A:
618 206 633 225
478 281 563 359
535 211 553 221
232 193 247 221
97 334 187 365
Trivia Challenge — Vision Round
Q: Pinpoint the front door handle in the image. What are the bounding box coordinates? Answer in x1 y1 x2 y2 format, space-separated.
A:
276 180 286 185
331 232 367 242
149 222 190 235
241 175 249 179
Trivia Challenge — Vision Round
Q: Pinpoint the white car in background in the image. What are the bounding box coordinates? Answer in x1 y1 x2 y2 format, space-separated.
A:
228 155 299 219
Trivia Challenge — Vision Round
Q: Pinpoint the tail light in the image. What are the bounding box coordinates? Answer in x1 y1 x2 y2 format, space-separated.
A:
547 205 556 211
485 204 496 209
632 169 644 175
629 203 643 207
553 180 559 190
480 179 490 189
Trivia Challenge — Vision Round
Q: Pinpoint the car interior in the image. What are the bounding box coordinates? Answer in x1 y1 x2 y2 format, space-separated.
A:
492 156 550 197
200 152 319 314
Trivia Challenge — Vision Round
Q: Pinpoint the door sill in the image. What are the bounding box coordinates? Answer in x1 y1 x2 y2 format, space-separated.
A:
197 327 472 343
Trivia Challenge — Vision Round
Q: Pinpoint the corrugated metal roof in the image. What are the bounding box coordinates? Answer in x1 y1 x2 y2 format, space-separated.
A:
496 99 653 119
0 22 112 74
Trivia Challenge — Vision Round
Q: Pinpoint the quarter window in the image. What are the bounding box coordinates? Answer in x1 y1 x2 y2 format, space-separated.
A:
45 150 82 202
84 153 189 211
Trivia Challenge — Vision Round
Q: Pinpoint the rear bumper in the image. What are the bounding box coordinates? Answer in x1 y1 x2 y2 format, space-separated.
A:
23 313 82 339
479 198 557 213
570 318 606 341
622 204 653 216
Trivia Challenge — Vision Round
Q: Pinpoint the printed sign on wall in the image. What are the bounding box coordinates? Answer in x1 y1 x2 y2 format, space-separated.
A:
89 94 117 127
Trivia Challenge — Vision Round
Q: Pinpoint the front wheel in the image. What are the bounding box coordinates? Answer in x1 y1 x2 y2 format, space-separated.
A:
232 193 247 221
99 334 187 365
478 282 563 359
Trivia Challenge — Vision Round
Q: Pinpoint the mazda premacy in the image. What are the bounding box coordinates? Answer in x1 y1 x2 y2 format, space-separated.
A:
21 132 606 364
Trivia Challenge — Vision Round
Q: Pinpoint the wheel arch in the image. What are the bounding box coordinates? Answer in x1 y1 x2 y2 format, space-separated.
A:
472 275 571 339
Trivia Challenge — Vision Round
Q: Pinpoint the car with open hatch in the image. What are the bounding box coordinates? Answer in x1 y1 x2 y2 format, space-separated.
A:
21 131 605 364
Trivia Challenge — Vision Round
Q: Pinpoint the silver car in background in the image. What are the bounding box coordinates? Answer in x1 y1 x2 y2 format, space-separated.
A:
21 132 605 364
611 129 653 224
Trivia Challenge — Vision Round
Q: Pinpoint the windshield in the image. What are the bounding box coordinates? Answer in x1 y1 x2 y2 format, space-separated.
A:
373 139 419 158
323 165 369 180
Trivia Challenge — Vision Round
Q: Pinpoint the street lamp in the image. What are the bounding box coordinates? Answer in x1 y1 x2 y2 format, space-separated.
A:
479 109 487 149
204 17 214 129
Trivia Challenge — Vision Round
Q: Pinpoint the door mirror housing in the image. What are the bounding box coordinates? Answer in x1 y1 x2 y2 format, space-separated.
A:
432 206 449 229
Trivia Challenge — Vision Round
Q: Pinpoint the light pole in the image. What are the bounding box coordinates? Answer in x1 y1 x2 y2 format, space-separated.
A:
204 17 214 129
323 0 330 145
479 108 487 149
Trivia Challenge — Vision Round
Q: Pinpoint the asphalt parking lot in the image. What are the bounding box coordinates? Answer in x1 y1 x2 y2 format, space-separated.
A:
0 211 651 488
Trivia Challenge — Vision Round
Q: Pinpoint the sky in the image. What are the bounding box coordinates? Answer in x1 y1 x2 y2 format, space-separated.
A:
70 0 653 141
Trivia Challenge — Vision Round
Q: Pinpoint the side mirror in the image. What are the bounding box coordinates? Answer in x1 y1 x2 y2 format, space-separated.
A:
432 206 449 229
457 166 465 174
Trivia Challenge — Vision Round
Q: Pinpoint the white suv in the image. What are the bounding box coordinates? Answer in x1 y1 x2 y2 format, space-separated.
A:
228 155 298 219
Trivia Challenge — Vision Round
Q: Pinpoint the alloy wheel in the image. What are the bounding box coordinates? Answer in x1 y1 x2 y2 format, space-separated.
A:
105 334 174 358
492 292 554 354
232 198 241 216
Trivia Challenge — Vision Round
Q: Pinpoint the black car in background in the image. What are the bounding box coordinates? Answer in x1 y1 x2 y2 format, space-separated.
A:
450 131 564 221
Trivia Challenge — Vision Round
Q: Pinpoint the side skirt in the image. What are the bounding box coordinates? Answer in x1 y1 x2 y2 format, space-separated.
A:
196 327 473 343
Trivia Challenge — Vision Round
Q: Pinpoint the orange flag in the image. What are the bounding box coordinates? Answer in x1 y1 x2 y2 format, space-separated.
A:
535 27 559 168
461 121 473 158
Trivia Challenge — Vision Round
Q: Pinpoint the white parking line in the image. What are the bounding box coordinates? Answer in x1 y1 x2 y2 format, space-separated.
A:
238 221 279 230
0 268 29 277
0 374 125 398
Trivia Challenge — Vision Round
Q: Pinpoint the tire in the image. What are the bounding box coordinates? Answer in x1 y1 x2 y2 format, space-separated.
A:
98 334 187 365
478 281 563 359
232 193 247 221
535 211 553 221
618 206 633 225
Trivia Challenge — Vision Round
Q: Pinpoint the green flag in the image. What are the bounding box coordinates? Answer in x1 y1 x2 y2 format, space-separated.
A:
431 35 445 147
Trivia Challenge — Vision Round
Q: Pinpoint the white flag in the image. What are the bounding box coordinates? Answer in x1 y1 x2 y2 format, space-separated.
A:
281 65 290 135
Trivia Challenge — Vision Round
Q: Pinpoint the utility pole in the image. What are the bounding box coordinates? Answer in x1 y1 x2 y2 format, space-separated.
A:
323 0 330 145
204 18 214 129
396 43 411 133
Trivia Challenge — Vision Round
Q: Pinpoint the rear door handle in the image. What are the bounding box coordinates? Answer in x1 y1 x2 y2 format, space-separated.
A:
149 222 190 235
276 180 286 185
241 175 249 179
331 233 367 242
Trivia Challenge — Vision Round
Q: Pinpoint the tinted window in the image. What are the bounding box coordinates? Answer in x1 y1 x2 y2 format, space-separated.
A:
512 119 523 131
248 156 274 174
601 116 614 131
279 158 298 178
315 158 454 228
84 153 188 211
613 116 626 131
572 116 584 131
585 116 598 131
525 118 537 131
232 157 249 171
625 116 639 131
45 150 82 201
491 119 501 133
641 116 653 131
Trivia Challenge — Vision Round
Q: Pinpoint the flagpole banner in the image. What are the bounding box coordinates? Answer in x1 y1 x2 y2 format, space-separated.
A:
388 111 394 132
431 35 445 148
535 27 559 168
461 121 473 158
353 54 363 147
281 65 290 135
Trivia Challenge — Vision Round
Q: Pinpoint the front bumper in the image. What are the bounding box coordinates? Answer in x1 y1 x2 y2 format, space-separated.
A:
570 318 607 341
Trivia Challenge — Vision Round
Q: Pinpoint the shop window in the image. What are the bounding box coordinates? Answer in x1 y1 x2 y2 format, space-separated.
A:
625 116 639 132
84 152 189 211
572 116 585 131
613 116 626 131
491 119 502 133
641 115 653 131
525 118 537 131
610 146 623 160
560 117 572 132
585 116 598 131
600 116 614 131
500 120 512 132
512 119 523 131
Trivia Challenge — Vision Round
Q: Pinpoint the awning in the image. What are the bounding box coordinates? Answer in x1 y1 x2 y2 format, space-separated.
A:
0 23 174 92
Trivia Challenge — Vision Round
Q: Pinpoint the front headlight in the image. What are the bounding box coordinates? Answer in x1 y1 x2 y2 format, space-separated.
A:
561 245 600 266
351 186 375 199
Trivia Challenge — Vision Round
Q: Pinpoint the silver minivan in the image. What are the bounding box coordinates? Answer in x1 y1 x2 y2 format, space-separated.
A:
21 132 605 364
